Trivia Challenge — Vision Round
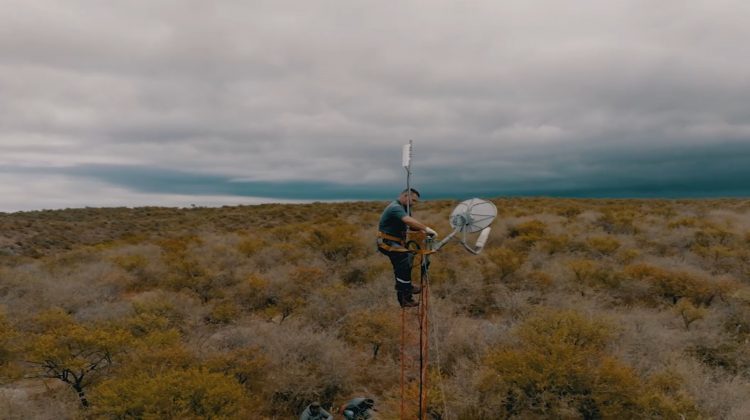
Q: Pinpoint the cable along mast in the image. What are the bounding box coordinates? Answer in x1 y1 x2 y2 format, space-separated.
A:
398 143 497 419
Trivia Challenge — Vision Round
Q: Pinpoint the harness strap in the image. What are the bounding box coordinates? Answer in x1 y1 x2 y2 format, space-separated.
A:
377 231 437 255
377 231 410 253
378 231 405 243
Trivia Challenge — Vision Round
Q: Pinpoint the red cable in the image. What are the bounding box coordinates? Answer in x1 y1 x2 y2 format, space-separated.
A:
400 307 405 419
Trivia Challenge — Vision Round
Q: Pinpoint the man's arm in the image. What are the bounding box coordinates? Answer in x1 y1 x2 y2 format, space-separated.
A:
402 215 428 231
402 216 437 237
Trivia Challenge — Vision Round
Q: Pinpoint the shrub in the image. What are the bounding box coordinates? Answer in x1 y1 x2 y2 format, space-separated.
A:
540 234 570 255
305 223 366 262
207 300 240 324
674 299 707 330
484 247 525 281
689 343 750 376
667 217 700 229
556 206 582 218
237 235 264 256
568 259 597 284
205 346 268 395
622 264 719 306
24 309 131 407
693 226 733 247
526 271 554 292
235 273 272 312
475 309 701 418
586 235 621 256
128 297 186 336
508 220 546 249
340 309 400 360
90 367 252 418
640 371 702 418
691 244 739 273
597 208 638 234
616 248 641 264
516 309 613 351
477 310 619 417
289 266 327 291
0 311 19 379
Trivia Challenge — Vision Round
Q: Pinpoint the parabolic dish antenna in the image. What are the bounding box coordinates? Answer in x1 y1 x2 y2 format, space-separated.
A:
449 198 497 233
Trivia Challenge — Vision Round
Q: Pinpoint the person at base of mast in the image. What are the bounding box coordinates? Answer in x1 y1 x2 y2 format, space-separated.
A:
376 188 437 308
341 397 376 419
299 401 333 420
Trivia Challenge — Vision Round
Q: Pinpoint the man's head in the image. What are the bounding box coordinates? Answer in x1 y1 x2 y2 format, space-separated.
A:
398 188 420 206
310 401 321 413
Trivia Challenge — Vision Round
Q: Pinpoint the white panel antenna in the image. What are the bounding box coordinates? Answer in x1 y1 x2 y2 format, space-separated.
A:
402 142 412 169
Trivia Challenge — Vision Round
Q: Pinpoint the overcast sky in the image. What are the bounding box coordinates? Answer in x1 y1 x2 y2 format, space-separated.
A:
2 0 750 212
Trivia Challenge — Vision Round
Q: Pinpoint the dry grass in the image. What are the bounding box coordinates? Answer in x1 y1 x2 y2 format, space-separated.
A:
1 198 749 418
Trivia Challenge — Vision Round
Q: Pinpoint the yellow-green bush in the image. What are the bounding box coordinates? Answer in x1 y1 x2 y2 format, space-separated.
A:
237 235 265 256
340 309 400 360
597 208 638 234
616 248 641 264
91 367 252 418
508 220 547 249
567 259 617 289
540 234 571 255
475 310 701 419
305 223 366 262
622 264 724 306
526 271 554 292
639 371 702 418
667 217 700 229
206 347 268 394
207 300 240 324
586 235 621 256
235 274 272 312
484 247 526 281
691 244 740 273
674 299 707 330
693 226 733 247
25 309 132 407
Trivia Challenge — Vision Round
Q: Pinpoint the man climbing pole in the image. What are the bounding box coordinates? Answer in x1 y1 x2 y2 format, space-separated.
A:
377 188 437 307
341 397 376 419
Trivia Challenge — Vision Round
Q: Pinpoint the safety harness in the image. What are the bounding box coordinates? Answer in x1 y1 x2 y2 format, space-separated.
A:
377 231 410 252
377 231 436 255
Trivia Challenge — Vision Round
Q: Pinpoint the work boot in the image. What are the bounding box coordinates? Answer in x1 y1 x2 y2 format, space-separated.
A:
398 291 419 308
400 299 419 308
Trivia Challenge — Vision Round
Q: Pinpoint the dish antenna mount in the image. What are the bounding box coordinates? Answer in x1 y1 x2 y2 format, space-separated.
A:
435 197 497 254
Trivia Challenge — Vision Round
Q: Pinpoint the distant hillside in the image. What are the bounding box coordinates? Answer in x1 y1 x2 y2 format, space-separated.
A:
1 198 749 419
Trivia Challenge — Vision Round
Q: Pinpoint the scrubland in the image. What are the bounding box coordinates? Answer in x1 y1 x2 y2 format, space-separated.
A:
1 198 749 419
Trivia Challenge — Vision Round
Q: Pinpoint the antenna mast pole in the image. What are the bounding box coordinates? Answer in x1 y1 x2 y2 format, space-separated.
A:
396 142 496 419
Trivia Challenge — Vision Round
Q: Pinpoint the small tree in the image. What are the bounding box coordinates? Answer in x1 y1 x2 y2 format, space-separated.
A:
341 309 400 360
674 299 707 330
25 309 130 407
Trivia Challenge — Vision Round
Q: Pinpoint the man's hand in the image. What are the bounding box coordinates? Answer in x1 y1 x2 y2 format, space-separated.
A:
425 227 438 237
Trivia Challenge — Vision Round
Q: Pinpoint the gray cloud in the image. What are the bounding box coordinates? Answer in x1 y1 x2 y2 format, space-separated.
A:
1 0 749 211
